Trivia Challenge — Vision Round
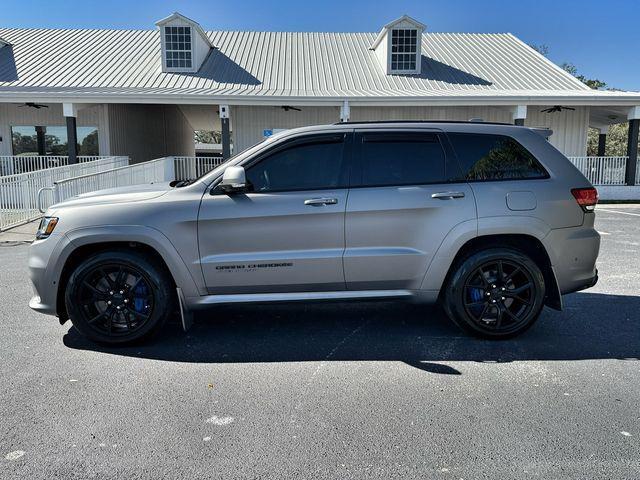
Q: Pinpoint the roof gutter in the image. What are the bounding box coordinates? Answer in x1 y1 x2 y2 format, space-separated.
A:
0 91 639 107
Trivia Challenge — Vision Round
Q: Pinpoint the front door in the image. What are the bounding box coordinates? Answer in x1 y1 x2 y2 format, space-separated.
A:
344 130 476 290
198 132 350 294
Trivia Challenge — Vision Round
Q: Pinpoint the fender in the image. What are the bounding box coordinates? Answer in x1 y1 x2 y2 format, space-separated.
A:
420 215 553 293
57 225 204 301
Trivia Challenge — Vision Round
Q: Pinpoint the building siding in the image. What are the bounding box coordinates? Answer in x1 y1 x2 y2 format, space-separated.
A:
232 105 340 152
107 104 194 163
351 105 588 156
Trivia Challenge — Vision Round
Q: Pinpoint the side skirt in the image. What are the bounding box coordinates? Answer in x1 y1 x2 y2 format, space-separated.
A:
187 289 416 309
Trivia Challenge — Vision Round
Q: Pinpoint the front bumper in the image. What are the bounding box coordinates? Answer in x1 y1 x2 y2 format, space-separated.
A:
28 233 65 317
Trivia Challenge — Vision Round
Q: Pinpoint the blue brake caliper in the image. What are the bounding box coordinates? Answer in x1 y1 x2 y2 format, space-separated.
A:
133 283 148 313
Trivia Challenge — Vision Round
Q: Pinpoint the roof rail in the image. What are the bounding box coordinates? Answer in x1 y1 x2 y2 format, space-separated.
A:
334 120 514 126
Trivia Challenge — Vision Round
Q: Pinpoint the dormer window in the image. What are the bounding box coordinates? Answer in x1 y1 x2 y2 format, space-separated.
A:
156 12 214 73
164 26 192 69
370 15 426 75
390 29 418 72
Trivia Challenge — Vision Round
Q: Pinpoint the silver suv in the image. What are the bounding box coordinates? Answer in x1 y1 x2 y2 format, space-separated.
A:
28 122 600 344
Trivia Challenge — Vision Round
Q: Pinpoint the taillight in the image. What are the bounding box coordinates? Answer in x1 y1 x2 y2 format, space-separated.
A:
571 187 598 212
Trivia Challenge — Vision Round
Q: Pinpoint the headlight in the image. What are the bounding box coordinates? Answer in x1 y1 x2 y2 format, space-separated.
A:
36 217 59 240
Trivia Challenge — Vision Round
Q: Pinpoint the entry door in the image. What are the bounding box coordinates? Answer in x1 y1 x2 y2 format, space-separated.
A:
344 130 476 290
198 133 350 294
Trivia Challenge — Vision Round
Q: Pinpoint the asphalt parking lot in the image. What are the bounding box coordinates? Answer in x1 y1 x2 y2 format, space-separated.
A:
1 205 639 479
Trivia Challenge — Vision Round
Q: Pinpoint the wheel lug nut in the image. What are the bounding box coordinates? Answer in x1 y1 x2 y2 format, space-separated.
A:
501 287 505 291
116 306 121 310
486 292 491 296
492 300 496 303
492 284 496 288
107 300 111 305
124 299 128 303
501 297 506 300
109 291 114 295
119 290 124 294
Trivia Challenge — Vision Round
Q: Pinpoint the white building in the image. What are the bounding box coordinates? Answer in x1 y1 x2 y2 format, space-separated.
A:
0 13 639 182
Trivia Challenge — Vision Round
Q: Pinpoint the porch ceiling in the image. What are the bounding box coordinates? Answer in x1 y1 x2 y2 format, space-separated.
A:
590 106 634 128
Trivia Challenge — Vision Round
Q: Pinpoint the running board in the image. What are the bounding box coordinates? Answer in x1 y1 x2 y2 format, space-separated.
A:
189 289 414 308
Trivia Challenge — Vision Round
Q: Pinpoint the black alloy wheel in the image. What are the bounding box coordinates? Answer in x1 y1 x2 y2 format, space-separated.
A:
66 250 174 344
443 248 546 339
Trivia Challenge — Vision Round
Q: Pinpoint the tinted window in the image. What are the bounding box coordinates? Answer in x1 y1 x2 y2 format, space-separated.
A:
357 133 447 187
448 133 547 181
246 136 345 192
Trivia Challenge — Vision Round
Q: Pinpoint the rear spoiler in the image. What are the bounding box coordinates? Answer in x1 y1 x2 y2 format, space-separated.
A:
529 127 553 139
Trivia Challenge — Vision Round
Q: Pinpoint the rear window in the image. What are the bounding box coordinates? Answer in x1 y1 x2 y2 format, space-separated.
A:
447 133 548 181
356 132 448 187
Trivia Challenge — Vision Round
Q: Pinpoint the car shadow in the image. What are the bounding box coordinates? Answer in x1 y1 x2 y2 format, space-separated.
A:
63 292 640 374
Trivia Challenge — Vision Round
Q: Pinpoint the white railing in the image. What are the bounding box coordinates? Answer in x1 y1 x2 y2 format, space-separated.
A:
568 156 628 186
173 156 227 181
0 156 110 176
51 157 174 205
0 156 129 231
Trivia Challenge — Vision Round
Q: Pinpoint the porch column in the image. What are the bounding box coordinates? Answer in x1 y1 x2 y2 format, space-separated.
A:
340 100 350 122
597 125 608 157
219 104 231 160
626 106 640 186
35 126 46 155
63 103 78 164
512 105 527 126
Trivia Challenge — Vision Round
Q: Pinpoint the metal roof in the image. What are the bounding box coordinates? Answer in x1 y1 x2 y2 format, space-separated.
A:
0 27 638 105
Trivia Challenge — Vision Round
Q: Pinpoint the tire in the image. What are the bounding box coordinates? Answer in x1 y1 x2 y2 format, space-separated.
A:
442 248 545 339
65 249 175 345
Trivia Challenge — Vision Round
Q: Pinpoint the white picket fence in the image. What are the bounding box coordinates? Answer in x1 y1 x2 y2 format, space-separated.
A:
0 156 129 231
173 156 227 180
0 155 109 176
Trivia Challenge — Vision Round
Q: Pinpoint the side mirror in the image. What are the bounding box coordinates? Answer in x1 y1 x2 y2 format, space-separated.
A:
218 166 247 193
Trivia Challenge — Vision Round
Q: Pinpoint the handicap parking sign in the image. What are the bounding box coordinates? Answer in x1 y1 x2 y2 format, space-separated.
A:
263 129 273 138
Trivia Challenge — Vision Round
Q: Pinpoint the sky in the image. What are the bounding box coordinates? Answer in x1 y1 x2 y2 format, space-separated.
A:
1 0 639 91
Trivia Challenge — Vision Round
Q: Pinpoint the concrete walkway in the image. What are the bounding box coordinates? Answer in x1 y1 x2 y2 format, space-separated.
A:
0 220 38 244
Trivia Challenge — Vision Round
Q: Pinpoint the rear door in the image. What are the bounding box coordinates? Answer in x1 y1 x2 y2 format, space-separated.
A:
344 129 476 290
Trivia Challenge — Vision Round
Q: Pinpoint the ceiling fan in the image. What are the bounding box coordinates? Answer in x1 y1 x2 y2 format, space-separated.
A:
541 105 575 113
281 105 302 112
18 102 49 109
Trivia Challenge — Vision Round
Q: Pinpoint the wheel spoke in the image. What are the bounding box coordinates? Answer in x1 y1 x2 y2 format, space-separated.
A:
114 267 125 288
497 261 504 280
129 309 150 320
99 268 115 289
476 267 489 287
82 281 108 298
503 307 520 323
509 282 532 295
87 311 106 324
504 267 521 283
504 292 530 305
495 307 504 328
465 300 486 307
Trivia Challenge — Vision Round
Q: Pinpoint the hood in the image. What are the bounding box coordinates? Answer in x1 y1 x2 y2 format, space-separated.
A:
49 182 172 210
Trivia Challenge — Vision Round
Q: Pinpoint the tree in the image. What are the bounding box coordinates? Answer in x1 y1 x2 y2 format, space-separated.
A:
587 124 629 156
194 130 222 144
561 62 606 90
529 44 549 56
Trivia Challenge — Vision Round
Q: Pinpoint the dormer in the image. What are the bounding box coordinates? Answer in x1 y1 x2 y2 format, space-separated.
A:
370 15 426 75
156 12 213 73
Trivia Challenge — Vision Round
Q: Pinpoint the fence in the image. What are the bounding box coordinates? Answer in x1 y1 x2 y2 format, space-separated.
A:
568 156 629 186
0 156 129 231
173 156 227 181
50 157 173 206
0 156 110 176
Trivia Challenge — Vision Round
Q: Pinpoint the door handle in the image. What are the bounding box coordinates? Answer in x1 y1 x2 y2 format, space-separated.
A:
304 197 338 206
431 191 465 200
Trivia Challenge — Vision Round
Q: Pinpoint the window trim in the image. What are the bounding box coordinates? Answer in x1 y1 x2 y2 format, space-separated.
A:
162 25 195 73
351 130 462 189
213 133 352 195
389 28 420 74
445 132 550 183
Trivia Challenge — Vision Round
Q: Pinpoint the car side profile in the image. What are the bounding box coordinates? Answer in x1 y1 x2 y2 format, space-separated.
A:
28 121 600 344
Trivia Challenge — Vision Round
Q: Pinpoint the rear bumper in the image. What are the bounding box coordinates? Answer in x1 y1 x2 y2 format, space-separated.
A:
563 268 598 295
541 220 600 295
